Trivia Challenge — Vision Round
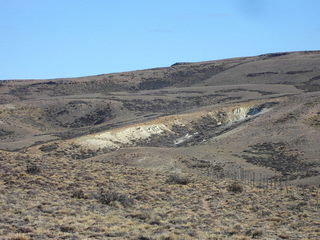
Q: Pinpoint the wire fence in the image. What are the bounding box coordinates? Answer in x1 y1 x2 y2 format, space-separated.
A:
206 166 319 209
204 164 293 191
173 158 319 208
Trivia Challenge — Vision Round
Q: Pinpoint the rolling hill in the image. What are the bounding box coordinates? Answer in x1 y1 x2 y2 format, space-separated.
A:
0 51 319 239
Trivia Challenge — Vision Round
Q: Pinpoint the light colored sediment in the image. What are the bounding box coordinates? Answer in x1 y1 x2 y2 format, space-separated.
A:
72 101 268 150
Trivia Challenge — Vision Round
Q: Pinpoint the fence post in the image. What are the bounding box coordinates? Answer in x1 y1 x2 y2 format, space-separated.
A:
259 173 262 188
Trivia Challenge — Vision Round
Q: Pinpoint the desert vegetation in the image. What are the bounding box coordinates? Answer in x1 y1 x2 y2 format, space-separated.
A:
0 150 319 239
0 51 320 239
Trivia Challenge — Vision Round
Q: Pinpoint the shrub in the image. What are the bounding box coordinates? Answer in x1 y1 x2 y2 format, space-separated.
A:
60 225 74 233
6 234 30 240
252 229 263 238
26 164 40 174
71 189 87 199
227 182 243 193
136 237 152 240
166 174 191 185
39 144 58 152
98 191 133 207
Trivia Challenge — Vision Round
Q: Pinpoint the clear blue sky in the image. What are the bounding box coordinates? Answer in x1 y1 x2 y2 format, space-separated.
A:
1 0 319 80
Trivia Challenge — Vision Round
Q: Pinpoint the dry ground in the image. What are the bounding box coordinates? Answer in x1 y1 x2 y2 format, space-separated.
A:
1 51 320 239
0 150 319 240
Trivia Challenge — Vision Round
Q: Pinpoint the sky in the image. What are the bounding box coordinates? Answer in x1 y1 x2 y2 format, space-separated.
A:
0 0 320 80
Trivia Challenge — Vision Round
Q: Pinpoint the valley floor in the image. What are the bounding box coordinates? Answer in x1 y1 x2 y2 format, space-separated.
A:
0 151 319 240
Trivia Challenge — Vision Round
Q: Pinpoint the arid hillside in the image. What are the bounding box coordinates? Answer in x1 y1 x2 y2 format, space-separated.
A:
0 51 320 239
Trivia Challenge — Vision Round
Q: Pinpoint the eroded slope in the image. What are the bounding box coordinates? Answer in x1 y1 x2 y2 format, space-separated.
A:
1 51 320 239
